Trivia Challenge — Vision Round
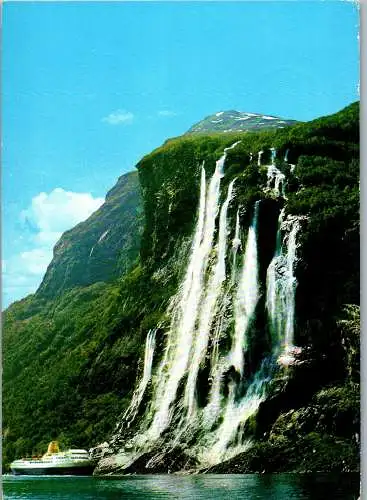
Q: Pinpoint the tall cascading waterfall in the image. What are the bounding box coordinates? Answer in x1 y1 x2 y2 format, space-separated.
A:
124 328 157 425
202 202 260 432
184 177 236 422
195 202 264 466
266 209 285 347
284 148 296 172
231 209 241 284
142 142 241 443
257 150 263 167
265 146 303 363
266 213 304 365
108 143 304 471
266 147 286 197
230 202 260 376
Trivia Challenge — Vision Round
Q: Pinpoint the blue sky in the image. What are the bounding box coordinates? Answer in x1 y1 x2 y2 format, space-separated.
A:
2 1 359 308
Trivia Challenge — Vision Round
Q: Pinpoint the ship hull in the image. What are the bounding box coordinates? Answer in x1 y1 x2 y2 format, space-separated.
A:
11 465 94 476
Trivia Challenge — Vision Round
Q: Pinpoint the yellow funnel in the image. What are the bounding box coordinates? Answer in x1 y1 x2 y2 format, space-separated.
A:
46 441 60 454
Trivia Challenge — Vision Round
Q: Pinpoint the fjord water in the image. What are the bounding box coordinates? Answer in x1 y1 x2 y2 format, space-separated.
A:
3 474 360 500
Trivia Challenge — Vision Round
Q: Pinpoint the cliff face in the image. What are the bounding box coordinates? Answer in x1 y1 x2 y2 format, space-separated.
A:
37 171 143 300
93 102 359 474
2 103 359 474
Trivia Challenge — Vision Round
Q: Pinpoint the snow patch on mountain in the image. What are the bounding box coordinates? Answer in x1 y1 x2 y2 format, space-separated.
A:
186 110 298 134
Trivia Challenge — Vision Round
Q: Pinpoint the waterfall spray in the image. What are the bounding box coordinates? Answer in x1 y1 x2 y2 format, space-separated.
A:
283 217 302 349
266 148 286 198
271 147 276 163
197 360 271 466
103 140 305 473
142 144 240 441
257 150 263 167
231 209 241 284
266 209 285 347
184 178 236 421
266 213 303 360
124 329 157 425
230 201 260 376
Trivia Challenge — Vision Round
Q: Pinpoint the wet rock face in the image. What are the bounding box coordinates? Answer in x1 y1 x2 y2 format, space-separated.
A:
89 442 111 461
94 447 197 475
124 448 197 475
94 456 122 476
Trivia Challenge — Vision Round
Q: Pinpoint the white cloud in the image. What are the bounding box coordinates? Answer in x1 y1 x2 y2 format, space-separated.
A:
157 110 177 117
21 188 104 244
3 188 104 308
102 109 134 125
3 252 52 308
19 248 54 276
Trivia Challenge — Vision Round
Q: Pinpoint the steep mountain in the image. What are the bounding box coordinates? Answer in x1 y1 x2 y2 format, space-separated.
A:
2 103 359 475
37 170 143 300
186 110 298 134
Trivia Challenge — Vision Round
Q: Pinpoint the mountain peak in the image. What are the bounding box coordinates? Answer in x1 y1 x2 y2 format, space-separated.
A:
186 110 298 134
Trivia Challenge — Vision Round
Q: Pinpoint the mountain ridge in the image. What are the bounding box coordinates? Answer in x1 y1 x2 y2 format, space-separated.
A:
36 171 143 300
31 108 294 301
186 109 298 134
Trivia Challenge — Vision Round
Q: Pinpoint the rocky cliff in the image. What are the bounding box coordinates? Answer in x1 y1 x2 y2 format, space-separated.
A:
37 171 143 300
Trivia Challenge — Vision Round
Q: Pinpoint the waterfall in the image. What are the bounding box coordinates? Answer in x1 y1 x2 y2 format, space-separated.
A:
230 201 260 376
231 209 241 284
141 165 207 441
282 216 302 349
271 147 276 163
283 148 296 173
197 359 271 466
201 202 260 449
143 144 240 441
106 141 305 472
257 150 263 167
266 209 284 347
124 329 157 425
266 147 286 197
266 213 302 360
184 178 236 421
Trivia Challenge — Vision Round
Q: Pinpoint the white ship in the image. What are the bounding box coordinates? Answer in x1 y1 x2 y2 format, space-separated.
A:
10 441 95 475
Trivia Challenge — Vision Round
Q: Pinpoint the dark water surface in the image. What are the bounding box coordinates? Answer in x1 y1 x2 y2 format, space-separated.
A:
2 473 360 499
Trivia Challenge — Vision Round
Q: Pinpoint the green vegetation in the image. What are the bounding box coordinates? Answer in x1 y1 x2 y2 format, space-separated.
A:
2 102 359 472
